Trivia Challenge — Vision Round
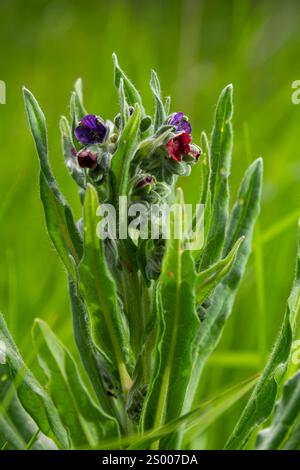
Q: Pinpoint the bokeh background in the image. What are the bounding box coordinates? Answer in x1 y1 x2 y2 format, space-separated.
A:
0 0 300 449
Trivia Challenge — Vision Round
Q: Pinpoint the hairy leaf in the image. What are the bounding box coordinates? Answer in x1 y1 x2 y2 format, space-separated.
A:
201 85 233 269
33 319 118 448
113 53 144 113
111 104 141 199
150 70 166 130
225 223 300 449
0 365 57 450
196 236 244 305
78 184 133 391
186 158 263 411
0 313 69 449
141 189 200 449
23 87 83 280
68 278 120 424
256 370 300 449
60 116 86 189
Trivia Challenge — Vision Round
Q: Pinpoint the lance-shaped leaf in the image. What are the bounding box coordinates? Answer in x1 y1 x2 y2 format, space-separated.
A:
60 116 86 190
69 78 87 144
282 421 300 450
78 184 133 392
73 78 87 118
225 227 300 449
185 158 263 411
0 313 69 449
196 236 244 305
68 278 121 424
199 131 211 208
112 53 144 113
118 78 131 129
201 85 233 269
23 88 83 280
33 319 118 449
111 104 141 199
141 189 200 449
0 365 57 450
256 370 300 450
164 96 171 115
150 70 166 130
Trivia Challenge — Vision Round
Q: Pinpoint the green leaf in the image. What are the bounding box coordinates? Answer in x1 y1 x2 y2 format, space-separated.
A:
118 78 131 129
196 236 244 305
111 104 141 199
23 87 83 280
131 128 174 169
225 222 300 449
112 53 144 113
68 278 121 424
164 96 171 115
0 365 57 450
0 313 69 449
199 131 211 207
256 370 300 449
82 375 257 450
141 189 200 449
60 116 86 189
73 78 87 118
33 319 118 448
78 184 133 392
201 85 233 269
130 376 257 450
150 70 166 130
186 158 263 411
70 79 86 136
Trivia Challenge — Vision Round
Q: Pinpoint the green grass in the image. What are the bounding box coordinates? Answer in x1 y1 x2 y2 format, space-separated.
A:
0 0 300 449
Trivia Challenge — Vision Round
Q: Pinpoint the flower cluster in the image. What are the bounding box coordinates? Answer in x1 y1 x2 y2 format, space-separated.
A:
72 110 201 194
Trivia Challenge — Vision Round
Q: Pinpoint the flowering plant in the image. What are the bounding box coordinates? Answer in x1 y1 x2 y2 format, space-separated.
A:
0 55 300 450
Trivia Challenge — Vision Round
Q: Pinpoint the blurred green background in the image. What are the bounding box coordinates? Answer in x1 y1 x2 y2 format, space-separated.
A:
1 0 300 449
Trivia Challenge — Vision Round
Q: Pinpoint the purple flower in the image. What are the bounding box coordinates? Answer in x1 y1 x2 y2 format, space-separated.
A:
168 112 192 134
74 114 107 145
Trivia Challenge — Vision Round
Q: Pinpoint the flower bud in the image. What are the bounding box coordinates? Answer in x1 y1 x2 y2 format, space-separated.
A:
135 175 156 194
140 115 152 133
76 148 98 168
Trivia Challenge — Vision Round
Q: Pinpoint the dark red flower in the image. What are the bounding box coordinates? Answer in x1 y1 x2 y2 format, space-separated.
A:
77 149 98 168
165 132 191 162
